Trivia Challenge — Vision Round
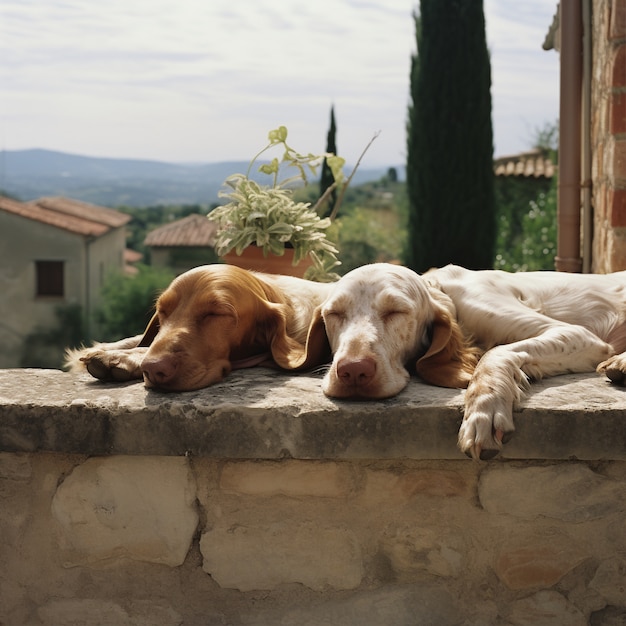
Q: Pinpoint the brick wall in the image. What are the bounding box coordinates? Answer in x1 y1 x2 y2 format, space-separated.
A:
592 0 626 271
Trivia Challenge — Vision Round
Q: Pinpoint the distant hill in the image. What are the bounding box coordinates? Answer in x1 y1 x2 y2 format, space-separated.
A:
0 149 404 208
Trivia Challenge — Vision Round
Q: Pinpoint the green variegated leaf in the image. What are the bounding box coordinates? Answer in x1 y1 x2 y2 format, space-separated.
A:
206 125 364 280
266 223 294 235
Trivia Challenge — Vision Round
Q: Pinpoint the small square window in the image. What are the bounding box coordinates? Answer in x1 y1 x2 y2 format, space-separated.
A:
36 260 64 297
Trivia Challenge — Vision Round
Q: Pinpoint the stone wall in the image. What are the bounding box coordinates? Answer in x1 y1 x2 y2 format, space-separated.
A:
1 369 626 625
592 0 626 272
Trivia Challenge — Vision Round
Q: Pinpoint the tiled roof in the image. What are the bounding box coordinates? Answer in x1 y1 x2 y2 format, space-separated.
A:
32 197 130 228
0 195 129 237
494 150 556 179
144 213 217 247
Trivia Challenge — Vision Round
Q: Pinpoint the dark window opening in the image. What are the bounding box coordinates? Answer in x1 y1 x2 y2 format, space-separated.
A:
36 260 64 297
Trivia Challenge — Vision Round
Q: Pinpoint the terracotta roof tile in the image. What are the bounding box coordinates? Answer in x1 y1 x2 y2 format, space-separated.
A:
33 196 130 228
144 213 217 247
494 150 556 179
0 195 112 237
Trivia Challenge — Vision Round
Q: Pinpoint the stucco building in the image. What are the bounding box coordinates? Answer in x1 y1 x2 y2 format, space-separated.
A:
0 195 130 367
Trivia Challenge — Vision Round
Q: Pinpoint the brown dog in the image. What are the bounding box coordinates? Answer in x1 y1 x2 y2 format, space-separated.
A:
66 264 333 391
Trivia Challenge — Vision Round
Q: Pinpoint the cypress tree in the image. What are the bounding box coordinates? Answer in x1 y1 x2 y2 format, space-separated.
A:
406 0 496 272
320 105 338 217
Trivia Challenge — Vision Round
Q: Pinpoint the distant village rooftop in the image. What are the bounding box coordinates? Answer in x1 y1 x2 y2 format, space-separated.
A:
493 149 556 179
0 195 130 237
144 213 217 247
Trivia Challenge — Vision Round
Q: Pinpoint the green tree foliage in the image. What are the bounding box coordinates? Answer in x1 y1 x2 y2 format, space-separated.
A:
96 264 175 341
496 176 557 271
335 179 408 273
21 303 85 368
494 121 558 271
319 105 338 218
406 0 496 271
494 175 552 268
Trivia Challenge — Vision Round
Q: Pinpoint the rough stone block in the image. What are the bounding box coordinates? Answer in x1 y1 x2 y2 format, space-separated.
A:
360 466 473 506
380 525 464 579
51 456 198 567
37 598 183 626
219 460 355 497
200 521 363 591
494 534 587 590
37 599 133 626
589 606 626 624
0 452 31 481
590 557 626 606
478 464 626 522
506 591 587 626
257 585 464 626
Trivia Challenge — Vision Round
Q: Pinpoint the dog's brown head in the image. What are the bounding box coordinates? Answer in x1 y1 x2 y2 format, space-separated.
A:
139 264 329 391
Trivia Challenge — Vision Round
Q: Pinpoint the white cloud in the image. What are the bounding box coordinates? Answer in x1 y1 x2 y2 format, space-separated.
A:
0 0 558 165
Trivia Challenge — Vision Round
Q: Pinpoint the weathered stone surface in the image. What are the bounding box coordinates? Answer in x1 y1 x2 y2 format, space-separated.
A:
200 521 363 591
37 598 183 626
360 466 473 506
494 533 588 590
37 599 133 626
3 365 626 624
245 585 464 626
126 600 184 626
2 452 626 625
219 460 355 497
2 369 626 460
52 456 198 567
506 591 587 626
380 525 464 579
590 558 626 606
590 606 626 625
0 451 31 480
479 464 626 522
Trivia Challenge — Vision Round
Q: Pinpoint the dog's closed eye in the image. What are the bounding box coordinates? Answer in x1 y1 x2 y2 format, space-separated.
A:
323 310 346 323
381 309 409 322
199 305 234 320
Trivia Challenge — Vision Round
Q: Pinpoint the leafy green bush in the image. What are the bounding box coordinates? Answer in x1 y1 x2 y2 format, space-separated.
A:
495 177 557 272
21 303 85 368
96 264 175 341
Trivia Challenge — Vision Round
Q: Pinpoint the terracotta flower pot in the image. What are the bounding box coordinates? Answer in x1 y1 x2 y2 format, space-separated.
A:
222 246 313 277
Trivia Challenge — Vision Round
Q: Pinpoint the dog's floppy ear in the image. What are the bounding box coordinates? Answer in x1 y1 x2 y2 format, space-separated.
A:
268 306 331 371
414 299 478 389
138 313 160 347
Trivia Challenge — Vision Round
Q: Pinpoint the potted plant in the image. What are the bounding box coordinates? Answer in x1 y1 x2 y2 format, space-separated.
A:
208 126 359 281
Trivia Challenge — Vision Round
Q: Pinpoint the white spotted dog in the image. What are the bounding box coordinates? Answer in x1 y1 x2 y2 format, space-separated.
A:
302 263 626 460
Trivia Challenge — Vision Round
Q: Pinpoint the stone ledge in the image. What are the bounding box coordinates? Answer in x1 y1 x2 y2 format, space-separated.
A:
1 369 625 460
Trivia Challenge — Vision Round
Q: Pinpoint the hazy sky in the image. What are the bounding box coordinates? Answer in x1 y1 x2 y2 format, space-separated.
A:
0 0 559 167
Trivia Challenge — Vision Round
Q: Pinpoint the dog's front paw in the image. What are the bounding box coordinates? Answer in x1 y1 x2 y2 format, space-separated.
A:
597 353 626 385
80 350 144 382
458 395 515 461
